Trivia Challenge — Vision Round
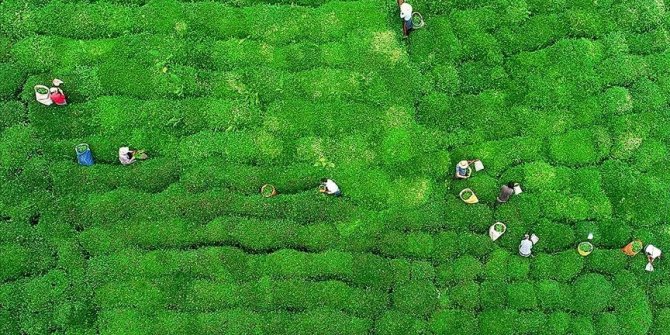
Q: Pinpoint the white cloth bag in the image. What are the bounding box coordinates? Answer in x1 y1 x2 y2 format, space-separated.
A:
34 85 53 106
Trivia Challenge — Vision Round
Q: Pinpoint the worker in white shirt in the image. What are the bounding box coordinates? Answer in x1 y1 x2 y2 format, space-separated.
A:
400 2 413 35
119 147 148 165
645 245 662 271
119 147 135 165
519 234 539 257
320 178 342 197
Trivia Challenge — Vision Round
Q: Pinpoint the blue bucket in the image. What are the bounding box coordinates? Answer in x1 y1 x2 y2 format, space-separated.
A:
75 143 94 166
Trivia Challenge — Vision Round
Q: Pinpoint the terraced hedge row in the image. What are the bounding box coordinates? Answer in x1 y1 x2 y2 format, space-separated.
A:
2 0 670 333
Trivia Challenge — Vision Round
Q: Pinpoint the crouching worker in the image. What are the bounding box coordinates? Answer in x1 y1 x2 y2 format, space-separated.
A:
497 182 516 204
400 1 414 36
519 234 539 257
645 244 662 271
119 147 148 166
320 178 342 197
455 160 472 179
49 85 67 106
35 79 67 106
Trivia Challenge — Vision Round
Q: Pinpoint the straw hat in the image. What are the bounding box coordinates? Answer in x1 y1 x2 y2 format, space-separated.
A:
458 160 469 168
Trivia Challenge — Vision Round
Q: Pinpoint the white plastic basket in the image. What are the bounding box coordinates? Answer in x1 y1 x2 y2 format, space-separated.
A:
34 85 53 106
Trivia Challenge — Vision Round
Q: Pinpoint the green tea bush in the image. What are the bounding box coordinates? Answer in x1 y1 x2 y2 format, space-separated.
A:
95 280 167 311
585 249 627 274
432 232 460 261
0 125 38 173
595 313 621 335
543 312 571 335
572 274 614 313
0 102 25 131
409 16 462 66
571 315 596 335
597 54 648 86
431 64 460 94
531 252 584 282
438 255 482 283
448 282 480 311
517 311 547 334
507 282 537 310
0 243 30 282
653 308 670 335
536 280 572 311
534 220 575 252
628 28 670 55
0 63 24 99
392 280 438 318
479 280 508 309
613 0 665 33
430 309 477 334
478 309 518 335
379 231 434 260
497 14 568 54
565 9 614 39
615 287 653 335
376 311 427 335
502 257 528 282
653 285 670 307
3 0 670 332
549 128 610 166
482 249 510 281
631 77 667 113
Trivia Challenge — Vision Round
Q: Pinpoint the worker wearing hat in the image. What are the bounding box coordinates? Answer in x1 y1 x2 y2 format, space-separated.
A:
49 84 67 106
455 160 471 179
400 2 414 35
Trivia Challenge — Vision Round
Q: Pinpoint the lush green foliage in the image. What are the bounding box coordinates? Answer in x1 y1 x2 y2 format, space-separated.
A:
1 0 669 334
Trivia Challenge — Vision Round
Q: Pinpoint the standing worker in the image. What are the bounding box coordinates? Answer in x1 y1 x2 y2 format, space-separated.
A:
320 178 342 197
399 1 413 36
497 182 516 204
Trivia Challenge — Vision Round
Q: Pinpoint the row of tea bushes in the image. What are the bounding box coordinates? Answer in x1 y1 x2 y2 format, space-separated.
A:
1 0 387 43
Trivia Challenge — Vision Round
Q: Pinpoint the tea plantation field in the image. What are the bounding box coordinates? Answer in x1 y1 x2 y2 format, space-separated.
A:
2 0 670 334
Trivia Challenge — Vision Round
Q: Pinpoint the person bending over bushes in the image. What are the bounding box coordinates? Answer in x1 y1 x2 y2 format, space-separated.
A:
399 1 413 36
645 244 662 271
49 85 67 106
119 147 148 166
497 182 516 204
455 160 472 179
519 234 539 257
35 79 67 106
320 178 342 197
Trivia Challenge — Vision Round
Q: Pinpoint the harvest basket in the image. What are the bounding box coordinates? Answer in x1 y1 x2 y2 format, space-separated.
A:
34 85 53 106
261 184 277 198
459 188 479 204
489 222 506 241
75 143 94 166
578 242 593 256
622 239 643 256
411 12 425 29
